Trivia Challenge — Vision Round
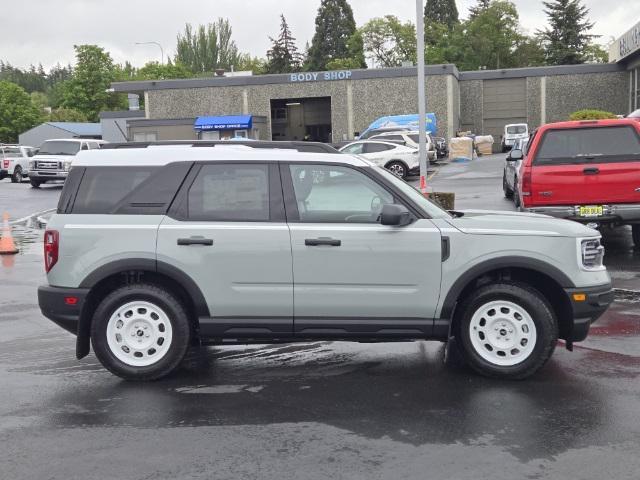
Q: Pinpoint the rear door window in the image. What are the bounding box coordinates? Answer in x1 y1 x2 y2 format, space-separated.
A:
364 143 394 153
534 126 640 165
187 164 270 221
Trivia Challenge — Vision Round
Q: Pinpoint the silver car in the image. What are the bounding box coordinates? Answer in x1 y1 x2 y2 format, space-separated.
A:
503 137 529 206
38 144 612 381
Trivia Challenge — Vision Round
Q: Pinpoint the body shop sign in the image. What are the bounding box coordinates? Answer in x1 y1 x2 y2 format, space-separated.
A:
290 71 353 82
618 21 640 61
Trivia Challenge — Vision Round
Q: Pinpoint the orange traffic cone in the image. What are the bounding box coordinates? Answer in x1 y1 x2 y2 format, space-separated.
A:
0 213 18 255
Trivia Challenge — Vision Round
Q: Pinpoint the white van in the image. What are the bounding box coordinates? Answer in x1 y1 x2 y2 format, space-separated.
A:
501 123 529 152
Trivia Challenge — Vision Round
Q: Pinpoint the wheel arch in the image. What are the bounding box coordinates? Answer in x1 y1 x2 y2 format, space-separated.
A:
76 259 209 359
440 256 575 341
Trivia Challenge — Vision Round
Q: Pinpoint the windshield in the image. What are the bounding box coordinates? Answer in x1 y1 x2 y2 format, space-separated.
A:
1 147 21 158
507 125 527 134
373 166 452 219
38 141 81 156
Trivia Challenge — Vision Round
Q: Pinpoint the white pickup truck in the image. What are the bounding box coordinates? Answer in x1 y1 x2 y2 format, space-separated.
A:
29 138 105 187
0 144 37 183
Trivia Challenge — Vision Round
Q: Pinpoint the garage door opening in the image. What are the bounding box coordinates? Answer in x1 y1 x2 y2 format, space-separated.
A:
270 97 332 142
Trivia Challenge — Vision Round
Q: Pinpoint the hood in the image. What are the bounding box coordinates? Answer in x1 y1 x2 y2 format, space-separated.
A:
446 209 598 238
34 154 73 161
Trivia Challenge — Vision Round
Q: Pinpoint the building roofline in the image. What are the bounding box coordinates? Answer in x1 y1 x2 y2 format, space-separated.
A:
110 62 626 93
110 64 460 92
458 62 625 81
99 110 147 119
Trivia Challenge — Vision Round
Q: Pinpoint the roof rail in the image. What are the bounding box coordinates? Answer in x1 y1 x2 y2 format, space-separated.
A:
101 140 340 153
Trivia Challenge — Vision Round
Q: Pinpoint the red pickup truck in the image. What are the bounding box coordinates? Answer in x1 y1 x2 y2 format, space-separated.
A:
515 119 640 247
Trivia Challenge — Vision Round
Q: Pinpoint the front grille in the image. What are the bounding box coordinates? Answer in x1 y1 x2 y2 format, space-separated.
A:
36 161 60 170
581 239 604 269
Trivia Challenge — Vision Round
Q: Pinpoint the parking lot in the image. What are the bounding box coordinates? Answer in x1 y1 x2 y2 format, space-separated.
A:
1 154 640 479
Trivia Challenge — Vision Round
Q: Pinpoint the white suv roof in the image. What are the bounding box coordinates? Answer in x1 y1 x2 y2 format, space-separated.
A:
72 145 368 168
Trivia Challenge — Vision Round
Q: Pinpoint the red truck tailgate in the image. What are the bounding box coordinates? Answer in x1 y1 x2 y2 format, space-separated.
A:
529 124 640 206
531 161 640 205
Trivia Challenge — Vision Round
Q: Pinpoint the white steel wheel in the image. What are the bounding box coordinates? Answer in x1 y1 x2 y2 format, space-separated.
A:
468 300 537 367
106 301 173 367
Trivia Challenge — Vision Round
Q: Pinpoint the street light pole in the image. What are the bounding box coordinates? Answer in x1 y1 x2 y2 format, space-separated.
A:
416 0 429 194
135 41 165 65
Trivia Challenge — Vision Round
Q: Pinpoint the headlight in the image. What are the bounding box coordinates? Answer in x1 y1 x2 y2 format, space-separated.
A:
63 161 72 171
578 238 605 270
29 161 36 169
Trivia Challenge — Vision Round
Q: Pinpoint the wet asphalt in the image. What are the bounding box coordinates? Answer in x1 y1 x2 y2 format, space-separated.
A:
1 156 640 479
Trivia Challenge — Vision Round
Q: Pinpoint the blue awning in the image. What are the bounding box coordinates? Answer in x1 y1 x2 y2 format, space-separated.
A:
194 115 252 131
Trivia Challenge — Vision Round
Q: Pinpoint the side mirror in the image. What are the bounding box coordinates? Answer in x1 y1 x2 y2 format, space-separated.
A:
380 204 411 226
509 149 523 161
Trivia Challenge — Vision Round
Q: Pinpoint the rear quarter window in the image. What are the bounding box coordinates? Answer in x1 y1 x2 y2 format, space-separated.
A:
67 163 192 215
534 126 640 165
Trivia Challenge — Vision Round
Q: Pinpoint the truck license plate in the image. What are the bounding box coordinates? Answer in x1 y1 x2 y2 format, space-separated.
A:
579 206 603 217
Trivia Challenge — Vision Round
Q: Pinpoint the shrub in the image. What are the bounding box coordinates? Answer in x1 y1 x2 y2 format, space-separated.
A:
569 109 617 121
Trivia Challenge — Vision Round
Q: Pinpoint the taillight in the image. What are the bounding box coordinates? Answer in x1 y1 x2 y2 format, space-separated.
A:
2 159 8 169
521 168 532 201
44 230 59 273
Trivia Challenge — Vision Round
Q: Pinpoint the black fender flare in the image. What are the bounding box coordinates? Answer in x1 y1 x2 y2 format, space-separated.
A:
439 256 575 322
75 258 209 359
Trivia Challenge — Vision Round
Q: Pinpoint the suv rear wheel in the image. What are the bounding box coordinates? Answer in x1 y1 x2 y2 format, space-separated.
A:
455 282 558 379
91 283 191 381
385 160 408 179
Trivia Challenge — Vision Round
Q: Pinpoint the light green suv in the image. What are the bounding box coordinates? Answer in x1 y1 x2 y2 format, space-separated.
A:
38 144 613 381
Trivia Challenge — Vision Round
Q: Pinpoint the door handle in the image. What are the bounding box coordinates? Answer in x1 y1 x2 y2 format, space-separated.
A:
305 237 341 247
583 167 599 175
177 237 214 246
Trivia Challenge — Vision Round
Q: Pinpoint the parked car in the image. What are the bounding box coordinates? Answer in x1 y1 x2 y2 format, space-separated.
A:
28 139 105 188
339 140 419 179
516 119 640 247
38 144 612 381
0 144 36 183
502 137 529 205
358 126 413 140
368 131 437 161
501 123 529 152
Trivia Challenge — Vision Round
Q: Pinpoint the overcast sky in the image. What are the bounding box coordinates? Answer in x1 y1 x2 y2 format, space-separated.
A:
1 0 639 70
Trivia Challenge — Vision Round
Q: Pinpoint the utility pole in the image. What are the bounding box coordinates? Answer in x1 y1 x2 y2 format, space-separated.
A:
416 0 429 194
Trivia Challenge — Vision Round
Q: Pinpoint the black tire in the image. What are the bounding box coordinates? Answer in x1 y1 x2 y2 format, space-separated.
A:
11 167 23 183
385 160 408 179
632 224 640 248
30 178 41 188
513 176 521 207
503 173 513 198
91 283 192 381
454 282 558 380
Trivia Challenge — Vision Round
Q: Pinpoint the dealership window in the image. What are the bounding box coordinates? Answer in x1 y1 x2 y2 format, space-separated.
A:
133 132 158 142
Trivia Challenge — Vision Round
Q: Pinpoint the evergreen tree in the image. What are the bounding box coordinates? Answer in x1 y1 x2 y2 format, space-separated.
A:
306 0 359 71
266 15 304 74
539 0 595 65
424 0 459 30
469 0 492 18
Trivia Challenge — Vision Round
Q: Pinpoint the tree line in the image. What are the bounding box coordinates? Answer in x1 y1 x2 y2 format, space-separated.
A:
0 0 608 143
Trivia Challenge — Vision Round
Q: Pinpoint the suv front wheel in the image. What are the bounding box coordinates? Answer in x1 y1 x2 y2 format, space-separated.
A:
455 282 558 379
91 283 191 381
